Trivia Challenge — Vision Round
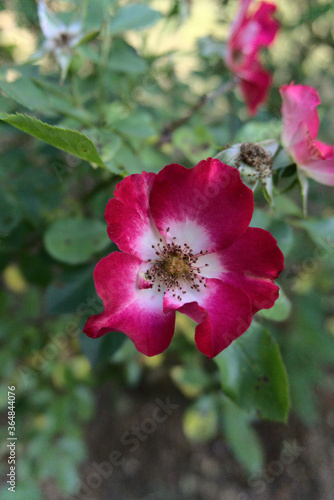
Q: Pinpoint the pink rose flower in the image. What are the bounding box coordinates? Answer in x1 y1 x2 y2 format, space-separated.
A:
84 159 284 358
225 0 279 115
280 82 334 187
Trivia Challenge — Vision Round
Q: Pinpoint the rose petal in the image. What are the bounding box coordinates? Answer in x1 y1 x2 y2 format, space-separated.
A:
280 83 321 148
215 227 284 313
226 0 279 114
299 158 334 186
105 172 162 261
313 140 334 159
83 252 175 356
178 279 252 358
252 2 279 48
239 64 272 115
149 159 254 253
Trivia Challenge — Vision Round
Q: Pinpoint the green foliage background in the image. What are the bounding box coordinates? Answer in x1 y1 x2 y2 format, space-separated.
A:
0 0 334 497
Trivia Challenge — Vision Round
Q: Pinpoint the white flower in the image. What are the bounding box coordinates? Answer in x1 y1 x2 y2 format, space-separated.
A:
36 0 84 82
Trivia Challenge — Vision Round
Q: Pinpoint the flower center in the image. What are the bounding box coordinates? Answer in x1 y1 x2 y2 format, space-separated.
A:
56 32 72 47
164 255 189 277
145 229 209 301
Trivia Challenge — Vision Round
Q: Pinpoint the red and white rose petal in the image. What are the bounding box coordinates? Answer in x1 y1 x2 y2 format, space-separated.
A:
177 279 252 358
149 159 254 253
216 227 284 313
105 172 162 261
83 252 175 356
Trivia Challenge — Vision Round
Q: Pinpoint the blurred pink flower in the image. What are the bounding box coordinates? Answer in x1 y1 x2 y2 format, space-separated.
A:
225 0 279 115
280 82 334 187
84 159 284 358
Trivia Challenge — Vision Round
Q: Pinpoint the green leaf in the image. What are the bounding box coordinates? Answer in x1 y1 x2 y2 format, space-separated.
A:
299 217 334 252
273 194 302 217
96 332 127 364
114 144 143 174
45 265 96 315
0 188 21 236
55 455 81 494
44 218 110 265
99 131 123 163
0 78 95 124
273 148 294 170
57 437 86 462
173 126 216 164
0 78 48 112
138 146 169 173
79 331 126 366
290 4 333 28
267 219 294 255
170 365 211 398
0 482 42 500
0 113 105 167
250 208 271 229
110 3 162 34
257 288 292 322
221 397 264 475
236 120 281 143
183 395 219 443
19 252 53 287
113 111 157 139
108 40 148 74
214 323 290 422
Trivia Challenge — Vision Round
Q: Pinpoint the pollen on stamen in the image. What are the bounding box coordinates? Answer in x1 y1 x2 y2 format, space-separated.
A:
145 230 210 298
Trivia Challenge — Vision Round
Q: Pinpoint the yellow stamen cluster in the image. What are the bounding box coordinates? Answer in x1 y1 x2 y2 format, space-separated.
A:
145 228 209 301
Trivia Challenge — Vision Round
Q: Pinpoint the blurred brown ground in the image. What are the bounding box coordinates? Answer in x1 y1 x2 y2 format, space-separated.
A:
43 377 334 500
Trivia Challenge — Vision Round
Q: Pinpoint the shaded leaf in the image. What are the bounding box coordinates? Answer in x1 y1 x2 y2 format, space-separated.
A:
113 111 156 139
258 288 292 322
108 40 148 74
221 397 264 474
45 264 96 315
299 217 334 252
110 3 162 34
44 218 110 265
0 188 21 236
183 395 219 442
214 323 290 422
79 331 126 366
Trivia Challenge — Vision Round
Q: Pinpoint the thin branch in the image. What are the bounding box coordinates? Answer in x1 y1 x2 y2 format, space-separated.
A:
157 78 238 147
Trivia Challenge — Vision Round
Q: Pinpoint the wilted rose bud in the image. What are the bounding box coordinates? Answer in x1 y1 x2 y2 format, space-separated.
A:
215 139 278 202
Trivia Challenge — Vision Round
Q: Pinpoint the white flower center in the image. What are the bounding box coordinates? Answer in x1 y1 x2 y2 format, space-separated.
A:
55 32 73 47
145 228 209 301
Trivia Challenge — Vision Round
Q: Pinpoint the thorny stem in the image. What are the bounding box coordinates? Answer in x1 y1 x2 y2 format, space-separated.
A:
157 77 238 146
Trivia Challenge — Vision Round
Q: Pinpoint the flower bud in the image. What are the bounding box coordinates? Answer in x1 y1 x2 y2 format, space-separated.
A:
215 139 278 202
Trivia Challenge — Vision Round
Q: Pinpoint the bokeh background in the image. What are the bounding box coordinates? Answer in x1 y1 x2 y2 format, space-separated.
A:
0 0 334 498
